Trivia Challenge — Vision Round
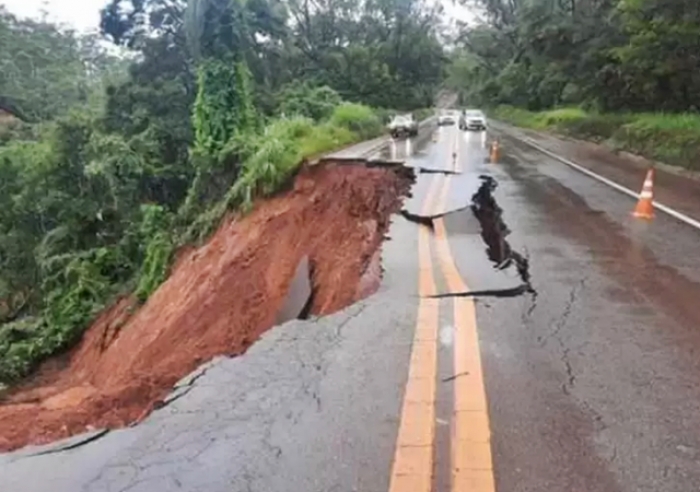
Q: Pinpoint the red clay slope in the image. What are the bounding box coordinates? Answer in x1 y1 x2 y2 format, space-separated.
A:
0 162 413 452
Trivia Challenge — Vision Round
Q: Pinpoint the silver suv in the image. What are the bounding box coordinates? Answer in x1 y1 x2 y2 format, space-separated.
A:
459 109 487 131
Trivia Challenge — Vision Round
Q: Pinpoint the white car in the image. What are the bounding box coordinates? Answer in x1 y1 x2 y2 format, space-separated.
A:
438 112 456 126
460 109 487 131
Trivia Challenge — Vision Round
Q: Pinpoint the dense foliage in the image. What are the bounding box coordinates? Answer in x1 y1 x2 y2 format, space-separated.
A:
0 0 444 383
447 0 700 113
0 7 126 121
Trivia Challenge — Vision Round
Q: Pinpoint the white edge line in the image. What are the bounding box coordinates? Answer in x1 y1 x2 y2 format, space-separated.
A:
500 126 700 232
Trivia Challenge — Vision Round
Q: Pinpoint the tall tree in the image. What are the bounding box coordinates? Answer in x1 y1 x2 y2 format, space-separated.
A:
449 0 629 110
0 6 120 120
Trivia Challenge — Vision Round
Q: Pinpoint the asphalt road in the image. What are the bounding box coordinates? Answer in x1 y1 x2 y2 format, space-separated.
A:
3 123 700 491
447 124 700 492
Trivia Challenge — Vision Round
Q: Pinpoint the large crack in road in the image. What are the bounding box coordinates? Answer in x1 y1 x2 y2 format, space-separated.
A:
404 173 537 300
468 175 536 297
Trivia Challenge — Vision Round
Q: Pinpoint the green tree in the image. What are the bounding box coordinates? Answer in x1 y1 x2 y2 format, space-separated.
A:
0 6 121 121
610 0 700 112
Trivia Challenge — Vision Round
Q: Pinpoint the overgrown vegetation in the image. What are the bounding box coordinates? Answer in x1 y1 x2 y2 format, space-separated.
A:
446 0 700 169
493 106 700 171
0 0 444 383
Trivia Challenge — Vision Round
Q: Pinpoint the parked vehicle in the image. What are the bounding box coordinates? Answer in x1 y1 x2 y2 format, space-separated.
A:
388 114 419 138
459 109 487 131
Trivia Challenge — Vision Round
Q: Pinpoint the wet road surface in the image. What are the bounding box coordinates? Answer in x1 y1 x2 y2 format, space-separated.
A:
3 123 700 491
450 124 700 492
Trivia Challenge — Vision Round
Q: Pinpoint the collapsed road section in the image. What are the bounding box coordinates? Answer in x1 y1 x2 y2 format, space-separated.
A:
0 160 414 453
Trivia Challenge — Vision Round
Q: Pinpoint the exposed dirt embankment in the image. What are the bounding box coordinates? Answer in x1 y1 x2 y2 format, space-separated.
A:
0 161 413 452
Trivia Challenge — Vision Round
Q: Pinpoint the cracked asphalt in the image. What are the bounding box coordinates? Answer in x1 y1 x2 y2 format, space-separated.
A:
3 123 700 491
447 124 700 492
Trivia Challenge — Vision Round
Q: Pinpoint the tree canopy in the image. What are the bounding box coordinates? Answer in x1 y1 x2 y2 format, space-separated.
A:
447 0 700 112
0 7 126 121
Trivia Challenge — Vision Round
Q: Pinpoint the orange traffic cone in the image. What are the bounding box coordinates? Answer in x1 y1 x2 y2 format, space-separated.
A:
490 140 500 163
633 168 655 219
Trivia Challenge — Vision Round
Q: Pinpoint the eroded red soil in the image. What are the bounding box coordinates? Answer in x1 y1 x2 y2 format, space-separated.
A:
0 162 412 452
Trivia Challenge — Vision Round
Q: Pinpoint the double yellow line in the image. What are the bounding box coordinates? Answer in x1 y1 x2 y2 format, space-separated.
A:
389 131 496 492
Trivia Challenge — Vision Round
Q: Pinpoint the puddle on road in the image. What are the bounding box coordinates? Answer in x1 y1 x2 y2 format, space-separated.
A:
377 126 436 163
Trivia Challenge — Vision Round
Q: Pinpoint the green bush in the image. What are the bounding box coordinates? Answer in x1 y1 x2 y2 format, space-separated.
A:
0 317 46 382
227 115 360 210
278 83 342 122
0 245 132 383
558 113 633 141
234 119 308 200
135 232 173 302
135 204 174 302
298 123 355 157
535 108 587 128
330 103 383 139
491 105 543 128
492 106 587 130
186 109 382 242
613 114 700 171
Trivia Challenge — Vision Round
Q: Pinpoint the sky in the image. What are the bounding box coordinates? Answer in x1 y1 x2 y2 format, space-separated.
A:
2 0 106 31
2 0 476 32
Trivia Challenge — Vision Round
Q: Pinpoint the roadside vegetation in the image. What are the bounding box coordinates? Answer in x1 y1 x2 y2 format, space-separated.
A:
447 0 700 171
491 106 700 171
0 0 445 384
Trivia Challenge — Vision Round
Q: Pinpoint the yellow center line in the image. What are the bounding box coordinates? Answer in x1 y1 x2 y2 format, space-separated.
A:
434 129 496 491
390 128 494 492
388 172 442 492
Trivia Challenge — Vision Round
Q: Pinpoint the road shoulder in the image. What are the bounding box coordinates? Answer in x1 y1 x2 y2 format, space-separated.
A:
491 121 700 222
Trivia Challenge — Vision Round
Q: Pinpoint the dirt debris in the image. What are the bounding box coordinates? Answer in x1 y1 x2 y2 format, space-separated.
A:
0 162 413 453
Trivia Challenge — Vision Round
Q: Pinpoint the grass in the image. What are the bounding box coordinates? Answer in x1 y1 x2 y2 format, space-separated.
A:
230 105 381 208
492 105 700 171
329 103 383 139
184 103 385 244
491 106 588 130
